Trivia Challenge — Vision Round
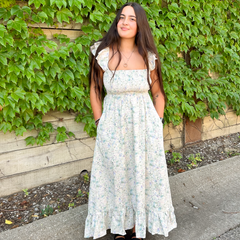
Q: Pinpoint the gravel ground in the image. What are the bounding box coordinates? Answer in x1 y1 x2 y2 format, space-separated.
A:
0 132 240 233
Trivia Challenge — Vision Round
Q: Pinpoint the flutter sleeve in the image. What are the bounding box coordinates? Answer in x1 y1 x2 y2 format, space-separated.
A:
148 51 158 71
90 41 109 72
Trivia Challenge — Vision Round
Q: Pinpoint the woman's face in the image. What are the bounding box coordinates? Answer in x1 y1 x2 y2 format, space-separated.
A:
117 6 138 39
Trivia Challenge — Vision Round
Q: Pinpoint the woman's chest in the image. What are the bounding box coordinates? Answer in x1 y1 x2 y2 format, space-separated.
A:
103 70 150 93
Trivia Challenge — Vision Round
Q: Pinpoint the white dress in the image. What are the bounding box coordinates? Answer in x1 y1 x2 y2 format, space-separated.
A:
84 42 177 239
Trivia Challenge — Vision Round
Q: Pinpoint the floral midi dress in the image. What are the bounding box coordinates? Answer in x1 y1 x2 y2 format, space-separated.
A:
84 42 177 239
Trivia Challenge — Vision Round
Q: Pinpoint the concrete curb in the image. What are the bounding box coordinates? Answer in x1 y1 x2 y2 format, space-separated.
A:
0 156 240 240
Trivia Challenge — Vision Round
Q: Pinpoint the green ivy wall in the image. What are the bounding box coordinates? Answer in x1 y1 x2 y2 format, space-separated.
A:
0 0 240 147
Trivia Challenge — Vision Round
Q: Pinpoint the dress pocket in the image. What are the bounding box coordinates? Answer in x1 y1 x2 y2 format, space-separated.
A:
96 113 105 134
151 105 162 126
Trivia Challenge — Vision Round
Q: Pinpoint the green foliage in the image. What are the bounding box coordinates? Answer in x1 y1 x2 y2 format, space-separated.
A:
77 190 84 197
68 202 75 208
168 151 182 165
22 188 29 196
0 0 16 9
187 153 204 169
40 205 54 216
83 173 89 182
0 0 240 145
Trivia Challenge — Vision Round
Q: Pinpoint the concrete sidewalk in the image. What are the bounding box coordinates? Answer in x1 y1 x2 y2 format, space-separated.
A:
0 156 240 240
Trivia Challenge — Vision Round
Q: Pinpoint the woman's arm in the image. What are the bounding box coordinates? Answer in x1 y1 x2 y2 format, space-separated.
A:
90 64 103 124
150 67 165 118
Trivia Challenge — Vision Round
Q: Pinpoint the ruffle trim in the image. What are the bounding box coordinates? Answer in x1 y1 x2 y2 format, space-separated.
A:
148 51 157 71
90 41 109 71
84 206 177 239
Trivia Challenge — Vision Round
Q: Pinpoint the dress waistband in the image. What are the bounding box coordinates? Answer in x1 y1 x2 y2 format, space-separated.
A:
107 91 149 95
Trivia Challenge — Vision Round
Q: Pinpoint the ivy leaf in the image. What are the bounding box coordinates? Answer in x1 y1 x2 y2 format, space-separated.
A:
40 92 54 104
33 71 46 85
76 35 91 45
0 8 11 21
105 0 111 8
0 25 7 38
45 40 58 50
0 53 7 65
50 0 67 9
60 69 74 83
29 57 42 70
73 15 82 24
96 3 107 13
49 63 61 78
230 31 238 40
22 6 31 15
25 136 36 146
72 86 84 99
15 126 27 136
0 122 12 133
56 132 68 142
3 106 15 119
57 126 66 133
10 5 23 18
7 18 27 33
81 24 94 34
37 12 48 22
68 0 84 7
56 8 73 24
31 114 42 126
25 92 39 104
22 109 34 122
68 131 75 137
210 111 219 120
90 11 102 22
11 89 26 101
92 29 102 40
12 117 22 127
28 0 46 9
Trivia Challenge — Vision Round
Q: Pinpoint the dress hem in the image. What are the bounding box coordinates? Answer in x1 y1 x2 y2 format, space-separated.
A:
84 206 177 239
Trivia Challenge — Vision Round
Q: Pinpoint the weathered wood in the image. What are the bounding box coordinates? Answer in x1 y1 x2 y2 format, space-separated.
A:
0 138 95 177
0 156 92 197
42 28 83 40
28 21 83 30
0 111 89 154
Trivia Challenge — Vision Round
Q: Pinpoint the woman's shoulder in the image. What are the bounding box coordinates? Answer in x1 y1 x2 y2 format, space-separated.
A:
90 41 109 56
90 41 101 56
90 41 109 71
147 50 157 71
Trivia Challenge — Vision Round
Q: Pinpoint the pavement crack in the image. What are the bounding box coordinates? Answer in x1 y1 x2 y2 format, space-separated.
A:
65 142 78 160
0 169 5 176
78 139 94 152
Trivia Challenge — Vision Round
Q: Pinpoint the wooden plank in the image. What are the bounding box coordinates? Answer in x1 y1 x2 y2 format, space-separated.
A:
16 0 27 7
42 28 83 40
42 110 77 122
27 22 83 30
164 138 183 150
0 111 89 153
0 138 95 177
163 122 183 140
202 125 240 141
0 156 92 197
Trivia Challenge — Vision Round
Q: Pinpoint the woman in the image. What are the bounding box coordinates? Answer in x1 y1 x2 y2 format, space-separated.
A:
84 2 177 240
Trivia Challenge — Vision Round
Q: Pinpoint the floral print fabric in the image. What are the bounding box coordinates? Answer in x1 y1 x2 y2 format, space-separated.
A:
84 43 177 239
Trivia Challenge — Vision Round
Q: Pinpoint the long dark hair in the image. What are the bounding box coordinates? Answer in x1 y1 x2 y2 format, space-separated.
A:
89 2 166 104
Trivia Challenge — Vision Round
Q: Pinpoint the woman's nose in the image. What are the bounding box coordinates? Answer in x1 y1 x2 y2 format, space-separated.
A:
123 18 128 25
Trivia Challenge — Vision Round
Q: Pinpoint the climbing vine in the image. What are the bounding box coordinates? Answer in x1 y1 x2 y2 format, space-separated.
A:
0 0 240 145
